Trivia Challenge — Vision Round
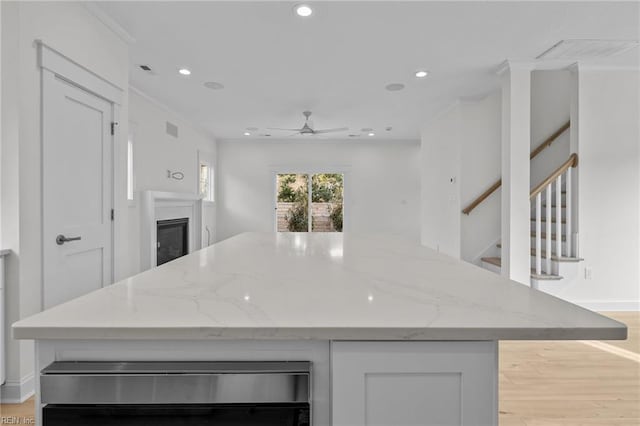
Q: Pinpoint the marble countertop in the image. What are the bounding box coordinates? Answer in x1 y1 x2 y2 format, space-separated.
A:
13 232 626 341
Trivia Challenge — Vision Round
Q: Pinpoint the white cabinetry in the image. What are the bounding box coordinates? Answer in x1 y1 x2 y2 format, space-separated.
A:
331 341 498 426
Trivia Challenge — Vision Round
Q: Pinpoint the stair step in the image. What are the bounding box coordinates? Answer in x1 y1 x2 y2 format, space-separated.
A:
531 273 564 281
531 232 565 241
481 256 502 267
530 217 566 224
496 243 549 257
480 256 563 280
496 243 578 262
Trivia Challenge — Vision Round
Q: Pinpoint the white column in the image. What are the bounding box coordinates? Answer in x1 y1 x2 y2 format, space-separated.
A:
568 64 580 257
499 61 532 285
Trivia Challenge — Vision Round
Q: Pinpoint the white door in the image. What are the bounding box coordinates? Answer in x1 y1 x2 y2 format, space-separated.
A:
42 72 113 309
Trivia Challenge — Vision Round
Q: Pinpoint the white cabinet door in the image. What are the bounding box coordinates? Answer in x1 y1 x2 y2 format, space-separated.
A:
332 341 497 426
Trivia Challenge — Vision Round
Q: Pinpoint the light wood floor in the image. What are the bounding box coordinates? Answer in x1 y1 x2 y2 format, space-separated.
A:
1 312 638 425
500 311 639 426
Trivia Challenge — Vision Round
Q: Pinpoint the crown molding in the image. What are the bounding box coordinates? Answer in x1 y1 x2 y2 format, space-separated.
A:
498 59 639 75
572 63 640 72
129 85 216 141
495 60 536 75
83 3 136 45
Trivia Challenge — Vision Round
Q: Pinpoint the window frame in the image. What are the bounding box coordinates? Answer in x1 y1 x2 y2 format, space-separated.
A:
126 125 136 206
273 170 347 233
197 150 215 204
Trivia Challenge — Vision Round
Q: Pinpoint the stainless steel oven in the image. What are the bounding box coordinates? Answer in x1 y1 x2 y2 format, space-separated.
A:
40 361 311 425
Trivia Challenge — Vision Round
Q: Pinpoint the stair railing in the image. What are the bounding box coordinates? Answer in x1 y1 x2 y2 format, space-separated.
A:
462 121 570 215
530 153 578 275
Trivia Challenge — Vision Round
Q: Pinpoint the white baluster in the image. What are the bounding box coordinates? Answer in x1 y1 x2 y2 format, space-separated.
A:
535 192 542 276
556 175 563 257
566 168 572 257
546 183 552 274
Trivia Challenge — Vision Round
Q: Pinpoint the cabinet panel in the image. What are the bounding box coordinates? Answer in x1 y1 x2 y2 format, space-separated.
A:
332 341 497 426
365 373 461 425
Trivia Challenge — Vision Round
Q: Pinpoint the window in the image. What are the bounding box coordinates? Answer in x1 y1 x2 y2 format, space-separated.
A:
276 173 343 233
127 136 134 201
199 163 214 202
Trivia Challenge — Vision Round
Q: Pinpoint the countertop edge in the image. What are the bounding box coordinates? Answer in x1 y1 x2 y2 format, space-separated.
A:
12 325 628 342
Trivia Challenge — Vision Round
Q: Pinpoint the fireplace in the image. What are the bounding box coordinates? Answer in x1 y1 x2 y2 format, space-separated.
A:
156 218 189 266
140 191 203 271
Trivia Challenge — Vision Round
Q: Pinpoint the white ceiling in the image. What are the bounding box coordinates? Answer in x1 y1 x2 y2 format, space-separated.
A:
95 1 639 140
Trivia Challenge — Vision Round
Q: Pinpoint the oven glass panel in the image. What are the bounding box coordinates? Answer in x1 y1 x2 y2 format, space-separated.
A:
43 403 310 426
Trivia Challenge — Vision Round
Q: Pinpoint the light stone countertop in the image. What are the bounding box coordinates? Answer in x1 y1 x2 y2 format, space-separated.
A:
13 232 626 341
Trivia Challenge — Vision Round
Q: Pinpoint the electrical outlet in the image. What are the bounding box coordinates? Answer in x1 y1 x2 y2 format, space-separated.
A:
584 267 593 280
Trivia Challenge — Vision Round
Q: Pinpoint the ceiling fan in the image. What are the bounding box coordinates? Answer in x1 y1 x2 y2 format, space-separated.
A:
268 111 348 136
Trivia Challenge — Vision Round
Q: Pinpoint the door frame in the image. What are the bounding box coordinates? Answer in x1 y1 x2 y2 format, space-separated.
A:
271 166 351 232
39 42 123 309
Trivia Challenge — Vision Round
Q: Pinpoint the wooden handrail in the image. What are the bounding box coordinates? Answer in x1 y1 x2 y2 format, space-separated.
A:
461 179 502 215
528 121 570 160
461 120 570 215
529 153 578 199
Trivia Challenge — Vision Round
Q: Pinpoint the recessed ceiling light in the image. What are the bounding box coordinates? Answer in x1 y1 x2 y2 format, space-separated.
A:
415 70 429 78
385 83 405 91
243 132 251 136
204 81 224 90
178 68 191 76
368 132 375 137
295 4 313 17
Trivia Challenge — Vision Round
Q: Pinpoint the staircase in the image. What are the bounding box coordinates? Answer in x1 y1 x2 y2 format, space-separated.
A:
481 181 576 280
463 121 582 283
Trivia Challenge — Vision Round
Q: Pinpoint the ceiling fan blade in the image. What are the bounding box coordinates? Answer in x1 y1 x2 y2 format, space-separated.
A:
313 127 349 134
267 127 301 131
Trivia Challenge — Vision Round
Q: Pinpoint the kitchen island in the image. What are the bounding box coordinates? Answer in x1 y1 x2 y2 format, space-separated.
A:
13 232 626 425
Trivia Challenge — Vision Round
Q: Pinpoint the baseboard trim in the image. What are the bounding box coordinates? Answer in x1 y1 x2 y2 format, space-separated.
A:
0 372 35 403
575 300 640 312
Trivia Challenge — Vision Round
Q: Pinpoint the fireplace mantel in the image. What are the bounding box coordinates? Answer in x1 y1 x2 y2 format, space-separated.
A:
140 191 203 271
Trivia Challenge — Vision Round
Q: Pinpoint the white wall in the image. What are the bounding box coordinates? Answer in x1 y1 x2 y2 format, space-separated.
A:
0 1 129 402
216 139 420 243
552 68 640 310
421 93 503 263
420 105 461 258
127 89 217 276
530 70 571 187
459 93 502 263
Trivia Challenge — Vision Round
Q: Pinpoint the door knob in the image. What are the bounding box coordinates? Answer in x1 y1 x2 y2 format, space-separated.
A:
56 234 81 245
